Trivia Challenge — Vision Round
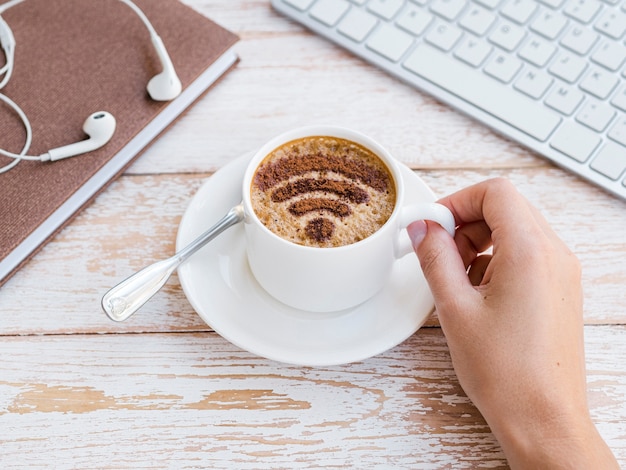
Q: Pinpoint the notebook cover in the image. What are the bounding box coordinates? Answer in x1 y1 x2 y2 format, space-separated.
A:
0 0 239 286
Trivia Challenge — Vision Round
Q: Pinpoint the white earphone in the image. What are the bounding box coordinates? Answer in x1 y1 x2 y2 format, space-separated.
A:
118 0 182 101
0 0 182 174
43 112 118 162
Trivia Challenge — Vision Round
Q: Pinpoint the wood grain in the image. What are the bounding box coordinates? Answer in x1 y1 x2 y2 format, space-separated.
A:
1 327 624 468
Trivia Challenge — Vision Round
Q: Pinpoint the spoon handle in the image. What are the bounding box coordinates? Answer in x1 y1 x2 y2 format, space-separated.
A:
102 203 244 322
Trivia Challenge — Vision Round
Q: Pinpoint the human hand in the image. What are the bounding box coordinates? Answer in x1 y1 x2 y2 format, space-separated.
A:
407 178 618 469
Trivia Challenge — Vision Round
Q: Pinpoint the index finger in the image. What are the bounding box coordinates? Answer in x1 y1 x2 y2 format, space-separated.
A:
438 178 544 247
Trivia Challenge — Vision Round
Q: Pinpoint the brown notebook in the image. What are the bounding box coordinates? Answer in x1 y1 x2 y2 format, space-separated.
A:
0 0 238 286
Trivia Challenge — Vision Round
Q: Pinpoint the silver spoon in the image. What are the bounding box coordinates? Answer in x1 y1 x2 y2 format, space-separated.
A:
102 203 245 322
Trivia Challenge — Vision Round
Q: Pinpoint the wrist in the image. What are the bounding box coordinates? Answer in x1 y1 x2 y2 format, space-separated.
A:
493 411 618 469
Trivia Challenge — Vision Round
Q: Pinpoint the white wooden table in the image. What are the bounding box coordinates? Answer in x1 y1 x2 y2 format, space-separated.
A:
1 1 625 468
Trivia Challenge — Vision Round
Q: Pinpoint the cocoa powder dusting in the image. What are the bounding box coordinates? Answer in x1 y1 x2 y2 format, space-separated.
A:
305 217 335 242
288 198 351 218
254 152 390 192
272 178 369 203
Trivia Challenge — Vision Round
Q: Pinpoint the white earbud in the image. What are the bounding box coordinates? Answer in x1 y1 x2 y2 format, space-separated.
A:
41 111 116 161
146 35 182 101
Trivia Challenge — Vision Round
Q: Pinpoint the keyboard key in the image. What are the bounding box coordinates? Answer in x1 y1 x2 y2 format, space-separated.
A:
560 25 599 54
501 0 538 24
576 101 616 131
454 37 493 66
548 51 587 82
283 0 316 11
338 8 378 41
564 0 602 24
514 68 553 98
459 6 497 35
538 0 565 8
367 23 414 60
590 141 626 180
474 0 502 8
608 116 626 146
396 6 434 36
489 21 526 51
368 0 404 20
550 121 601 162
310 0 350 26
591 41 626 71
485 52 523 82
579 68 619 99
594 10 626 39
545 85 584 115
531 11 569 39
611 85 626 111
425 21 463 50
430 0 469 21
518 36 557 67
403 44 561 141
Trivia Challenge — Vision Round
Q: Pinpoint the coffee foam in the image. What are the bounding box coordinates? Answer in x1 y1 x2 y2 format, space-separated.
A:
250 136 396 248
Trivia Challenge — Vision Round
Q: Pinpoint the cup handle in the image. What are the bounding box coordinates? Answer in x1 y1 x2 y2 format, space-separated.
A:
395 203 456 259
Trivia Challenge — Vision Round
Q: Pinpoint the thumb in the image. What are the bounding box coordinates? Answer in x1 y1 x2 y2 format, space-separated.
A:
407 220 472 310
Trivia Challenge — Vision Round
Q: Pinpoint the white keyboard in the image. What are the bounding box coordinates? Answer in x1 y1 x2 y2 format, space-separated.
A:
271 0 626 201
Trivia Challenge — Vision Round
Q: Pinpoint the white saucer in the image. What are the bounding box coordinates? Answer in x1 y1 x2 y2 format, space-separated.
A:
176 155 437 366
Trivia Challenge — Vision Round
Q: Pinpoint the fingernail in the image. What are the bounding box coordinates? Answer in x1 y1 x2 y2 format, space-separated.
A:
407 220 427 248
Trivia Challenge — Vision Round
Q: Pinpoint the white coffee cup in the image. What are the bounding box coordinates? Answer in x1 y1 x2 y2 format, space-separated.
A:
242 126 455 312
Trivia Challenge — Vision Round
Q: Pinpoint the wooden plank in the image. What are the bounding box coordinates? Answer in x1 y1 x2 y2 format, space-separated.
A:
1 166 623 336
128 1 542 174
0 326 624 468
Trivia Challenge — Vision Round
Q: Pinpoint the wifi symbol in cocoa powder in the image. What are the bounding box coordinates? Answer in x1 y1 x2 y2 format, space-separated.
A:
253 152 391 243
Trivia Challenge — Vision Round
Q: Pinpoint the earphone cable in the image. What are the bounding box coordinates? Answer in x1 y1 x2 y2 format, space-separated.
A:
0 48 14 89
0 15 16 87
117 0 158 38
0 92 34 174
0 0 25 15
